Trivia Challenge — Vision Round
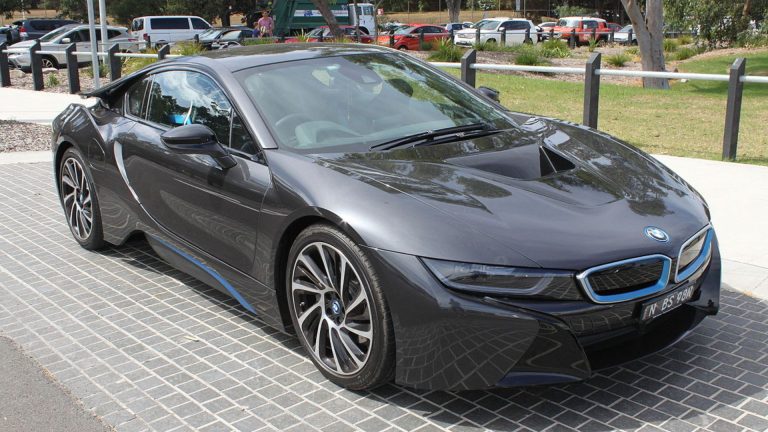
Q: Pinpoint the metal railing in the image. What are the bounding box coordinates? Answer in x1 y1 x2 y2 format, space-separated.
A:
447 49 766 161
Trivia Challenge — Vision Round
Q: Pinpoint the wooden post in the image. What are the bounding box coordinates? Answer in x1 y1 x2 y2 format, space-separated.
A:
157 44 170 60
610 30 614 43
461 49 476 87
389 33 394 47
419 31 425 50
627 28 633 45
108 44 121 81
722 58 746 161
500 28 506 46
319 32 324 43
29 40 43 91
549 28 554 40
583 52 601 129
525 27 531 43
475 27 481 46
0 43 10 87
65 43 80 94
570 29 577 48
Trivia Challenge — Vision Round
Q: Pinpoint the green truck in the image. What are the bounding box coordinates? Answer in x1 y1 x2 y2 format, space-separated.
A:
247 0 376 36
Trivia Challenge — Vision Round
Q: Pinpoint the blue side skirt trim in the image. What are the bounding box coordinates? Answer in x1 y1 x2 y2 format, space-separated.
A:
150 236 257 315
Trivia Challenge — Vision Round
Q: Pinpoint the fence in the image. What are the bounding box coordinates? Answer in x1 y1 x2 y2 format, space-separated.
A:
435 49 768 161
1 40 765 160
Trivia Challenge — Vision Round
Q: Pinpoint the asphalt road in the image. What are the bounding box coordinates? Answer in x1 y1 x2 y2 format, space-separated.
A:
0 336 112 432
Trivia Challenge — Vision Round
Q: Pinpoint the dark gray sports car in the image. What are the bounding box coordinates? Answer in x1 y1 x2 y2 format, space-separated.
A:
52 44 720 391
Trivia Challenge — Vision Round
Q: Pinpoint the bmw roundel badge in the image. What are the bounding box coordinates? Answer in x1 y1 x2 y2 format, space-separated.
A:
644 226 670 242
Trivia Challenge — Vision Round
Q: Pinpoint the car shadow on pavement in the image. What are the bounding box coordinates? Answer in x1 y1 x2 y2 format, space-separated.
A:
114 238 768 432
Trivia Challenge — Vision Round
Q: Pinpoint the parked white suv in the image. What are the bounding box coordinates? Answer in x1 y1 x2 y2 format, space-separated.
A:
131 16 211 47
454 18 538 46
8 24 138 71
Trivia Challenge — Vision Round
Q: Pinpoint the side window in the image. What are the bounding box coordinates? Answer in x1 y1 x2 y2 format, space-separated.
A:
145 71 232 146
230 113 258 154
108 30 121 39
191 18 209 30
126 77 151 118
151 18 191 30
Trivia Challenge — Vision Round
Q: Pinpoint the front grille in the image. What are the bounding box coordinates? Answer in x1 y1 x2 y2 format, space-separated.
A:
587 258 665 295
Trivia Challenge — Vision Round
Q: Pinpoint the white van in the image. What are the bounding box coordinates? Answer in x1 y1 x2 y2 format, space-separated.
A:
131 16 211 47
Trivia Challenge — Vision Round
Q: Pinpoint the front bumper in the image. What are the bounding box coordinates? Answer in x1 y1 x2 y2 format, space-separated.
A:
368 233 721 391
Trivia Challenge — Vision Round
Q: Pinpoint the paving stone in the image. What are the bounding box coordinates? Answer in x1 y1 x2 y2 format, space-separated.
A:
1 162 767 432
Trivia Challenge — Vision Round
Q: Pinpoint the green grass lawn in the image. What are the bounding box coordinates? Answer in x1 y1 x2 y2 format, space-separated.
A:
451 49 768 165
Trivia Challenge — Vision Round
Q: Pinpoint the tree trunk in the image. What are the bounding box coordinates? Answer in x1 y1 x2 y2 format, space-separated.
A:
621 0 669 89
220 9 231 27
310 0 343 38
446 0 460 23
743 0 751 17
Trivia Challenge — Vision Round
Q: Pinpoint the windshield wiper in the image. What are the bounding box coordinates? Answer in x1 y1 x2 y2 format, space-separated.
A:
370 122 497 151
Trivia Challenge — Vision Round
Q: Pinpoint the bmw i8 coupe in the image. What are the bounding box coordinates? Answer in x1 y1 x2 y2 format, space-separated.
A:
53 44 720 391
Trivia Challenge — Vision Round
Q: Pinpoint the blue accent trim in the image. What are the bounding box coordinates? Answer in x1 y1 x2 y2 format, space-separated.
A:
151 236 257 315
675 228 713 283
577 254 672 304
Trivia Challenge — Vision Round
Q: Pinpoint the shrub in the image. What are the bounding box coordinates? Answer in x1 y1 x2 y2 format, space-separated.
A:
122 48 158 75
539 38 570 58
606 52 631 67
46 73 60 87
172 42 204 56
428 39 463 62
677 34 693 45
474 40 497 51
670 46 698 61
242 38 276 45
515 46 546 65
82 63 109 79
587 37 598 52
624 46 640 56
663 38 678 52
734 31 768 48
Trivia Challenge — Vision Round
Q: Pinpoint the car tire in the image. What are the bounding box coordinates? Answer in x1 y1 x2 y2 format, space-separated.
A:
41 55 58 69
397 44 407 50
487 38 497 44
58 147 105 250
286 224 395 390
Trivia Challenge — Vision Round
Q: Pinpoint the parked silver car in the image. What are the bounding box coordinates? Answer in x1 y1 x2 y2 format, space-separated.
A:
7 24 139 71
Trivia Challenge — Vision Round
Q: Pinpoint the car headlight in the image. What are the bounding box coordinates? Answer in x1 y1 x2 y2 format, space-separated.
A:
422 258 582 300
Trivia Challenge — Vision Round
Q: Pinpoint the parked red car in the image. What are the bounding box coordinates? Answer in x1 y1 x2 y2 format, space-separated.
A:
376 24 449 50
284 25 373 43
553 16 611 44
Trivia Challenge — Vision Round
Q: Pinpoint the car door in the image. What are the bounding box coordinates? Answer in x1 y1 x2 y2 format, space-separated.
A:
422 26 446 46
117 69 271 273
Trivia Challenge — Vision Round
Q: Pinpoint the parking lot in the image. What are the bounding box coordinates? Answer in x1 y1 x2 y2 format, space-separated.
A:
0 161 767 432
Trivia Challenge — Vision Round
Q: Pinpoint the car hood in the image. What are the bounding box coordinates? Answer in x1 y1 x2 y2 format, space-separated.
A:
10 40 36 49
310 116 710 269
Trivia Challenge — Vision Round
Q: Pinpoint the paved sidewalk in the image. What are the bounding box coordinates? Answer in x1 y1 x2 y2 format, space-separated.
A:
0 88 97 124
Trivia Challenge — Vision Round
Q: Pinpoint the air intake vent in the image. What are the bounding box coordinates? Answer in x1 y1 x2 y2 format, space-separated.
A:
539 146 576 177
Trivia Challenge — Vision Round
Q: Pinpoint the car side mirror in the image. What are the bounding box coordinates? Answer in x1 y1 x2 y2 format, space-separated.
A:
477 86 500 103
61 37 71 44
498 27 506 32
161 124 237 169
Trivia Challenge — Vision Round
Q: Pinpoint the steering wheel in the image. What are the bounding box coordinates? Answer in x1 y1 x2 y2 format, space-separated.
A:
275 113 314 145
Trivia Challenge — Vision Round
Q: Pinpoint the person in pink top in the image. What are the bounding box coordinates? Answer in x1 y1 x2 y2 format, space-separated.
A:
258 11 274 37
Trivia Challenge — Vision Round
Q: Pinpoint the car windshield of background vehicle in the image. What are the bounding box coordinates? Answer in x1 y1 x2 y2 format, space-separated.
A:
39 26 71 42
557 18 580 27
394 26 417 35
477 21 501 30
236 53 514 153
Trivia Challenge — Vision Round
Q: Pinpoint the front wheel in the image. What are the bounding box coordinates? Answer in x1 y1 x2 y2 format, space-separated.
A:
287 224 394 390
59 147 105 250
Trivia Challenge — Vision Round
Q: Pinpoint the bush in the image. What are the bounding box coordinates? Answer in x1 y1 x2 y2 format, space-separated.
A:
624 46 640 56
606 53 631 67
734 31 768 48
539 38 570 58
587 37 598 52
663 38 679 52
122 48 158 75
428 39 463 62
555 5 591 18
473 40 497 51
172 42 204 56
669 46 698 61
515 45 547 65
677 34 693 45
82 63 109 79
46 73 60 87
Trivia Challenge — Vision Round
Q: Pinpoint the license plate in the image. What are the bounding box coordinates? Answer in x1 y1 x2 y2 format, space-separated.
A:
640 284 696 322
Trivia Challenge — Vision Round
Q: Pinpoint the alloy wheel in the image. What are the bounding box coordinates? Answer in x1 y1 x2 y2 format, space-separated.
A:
41 58 55 69
60 157 93 240
291 242 373 376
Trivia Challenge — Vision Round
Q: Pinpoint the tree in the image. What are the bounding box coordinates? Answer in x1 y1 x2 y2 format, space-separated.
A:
621 0 668 89
310 0 343 37
445 0 460 23
666 0 763 48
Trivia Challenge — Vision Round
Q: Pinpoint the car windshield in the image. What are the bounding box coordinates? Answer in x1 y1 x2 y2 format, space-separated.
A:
307 28 326 37
199 28 223 40
236 53 514 153
394 26 416 35
557 18 580 27
477 21 501 30
620 25 632 32
39 26 72 42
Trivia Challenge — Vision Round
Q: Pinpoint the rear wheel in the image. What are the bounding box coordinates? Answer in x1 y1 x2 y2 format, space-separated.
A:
59 147 105 250
397 44 408 50
287 224 394 390
41 55 58 69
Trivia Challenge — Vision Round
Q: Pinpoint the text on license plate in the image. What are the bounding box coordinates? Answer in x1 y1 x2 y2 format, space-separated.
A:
640 284 695 322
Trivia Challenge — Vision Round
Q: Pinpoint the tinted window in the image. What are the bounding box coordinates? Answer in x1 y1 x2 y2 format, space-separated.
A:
230 113 257 154
191 18 209 30
131 19 144 31
583 21 597 29
108 30 121 39
151 18 190 30
126 77 151 117
145 71 232 146
424 26 443 33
